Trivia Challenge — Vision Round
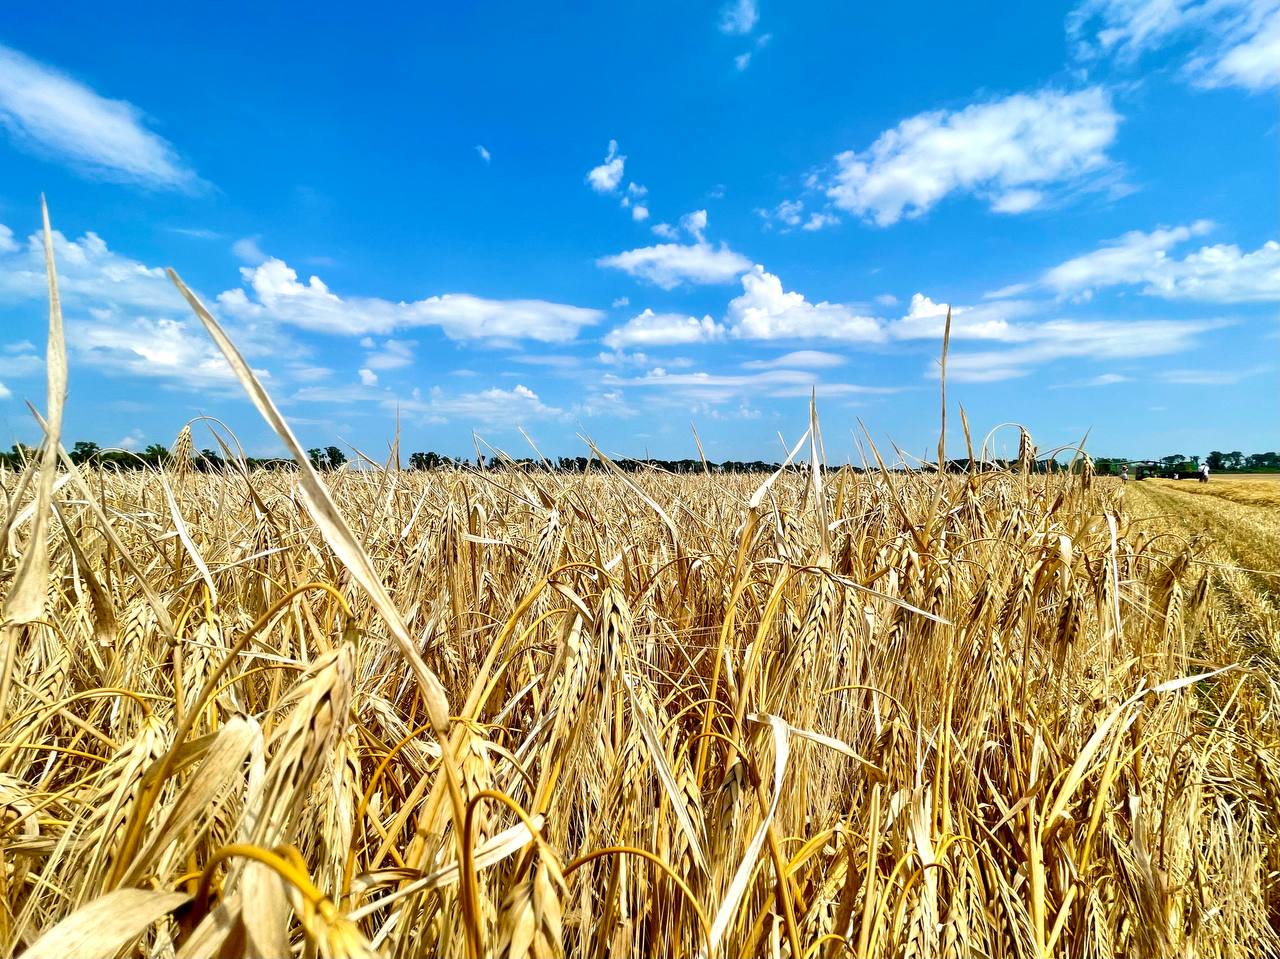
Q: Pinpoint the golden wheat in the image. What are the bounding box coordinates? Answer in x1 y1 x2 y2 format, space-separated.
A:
1 211 1278 957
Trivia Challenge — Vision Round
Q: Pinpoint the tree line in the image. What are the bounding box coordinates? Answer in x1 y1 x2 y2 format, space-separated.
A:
2 442 1277 475
1094 451 1280 474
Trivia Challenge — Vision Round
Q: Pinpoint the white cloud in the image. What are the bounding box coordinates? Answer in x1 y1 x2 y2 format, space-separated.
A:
1069 0 1280 91
1155 366 1268 385
0 223 295 391
763 199 804 228
743 350 847 369
823 88 1121 225
611 296 630 308
596 349 692 368
802 211 840 231
77 313 253 387
232 236 267 265
719 0 759 35
0 44 199 189
890 293 1034 340
0 224 16 253
364 338 416 369
651 222 679 240
603 309 724 348
631 204 650 222
587 139 625 193
597 241 751 289
0 224 176 311
989 188 1044 214
1202 9 1280 90
605 367 892 405
1037 221 1280 302
116 428 146 451
358 368 378 386
734 32 773 71
875 293 899 306
680 209 708 243
220 256 603 341
399 383 562 425
942 317 1224 382
476 144 491 163
0 381 10 399
726 266 885 341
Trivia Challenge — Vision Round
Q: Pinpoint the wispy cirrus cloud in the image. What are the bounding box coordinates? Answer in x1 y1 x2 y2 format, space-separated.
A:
940 317 1227 382
0 43 201 190
1068 0 1280 91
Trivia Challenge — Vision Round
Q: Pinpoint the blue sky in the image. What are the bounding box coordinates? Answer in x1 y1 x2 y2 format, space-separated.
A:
0 1 1276 463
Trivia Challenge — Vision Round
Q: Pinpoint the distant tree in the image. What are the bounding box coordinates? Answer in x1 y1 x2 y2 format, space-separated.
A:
142 443 170 465
1206 450 1226 470
408 451 441 470
325 446 347 470
70 440 101 464
1226 451 1245 470
1160 454 1186 469
307 448 326 470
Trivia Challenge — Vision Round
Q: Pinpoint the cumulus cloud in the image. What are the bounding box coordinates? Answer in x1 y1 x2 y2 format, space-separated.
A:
726 266 885 341
822 88 1121 225
596 241 751 289
599 266 885 347
76 313 252 387
1069 0 1280 91
0 223 290 390
220 256 603 341
603 309 724 348
0 44 200 189
476 144 491 163
358 368 378 386
1035 221 1280 302
586 139 625 193
0 223 177 311
890 293 1035 340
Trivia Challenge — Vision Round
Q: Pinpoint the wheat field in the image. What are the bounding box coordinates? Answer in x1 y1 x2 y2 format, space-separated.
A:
2 212 1279 958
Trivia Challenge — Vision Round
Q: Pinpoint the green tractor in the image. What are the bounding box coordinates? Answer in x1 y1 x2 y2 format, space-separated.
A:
1132 460 1202 481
